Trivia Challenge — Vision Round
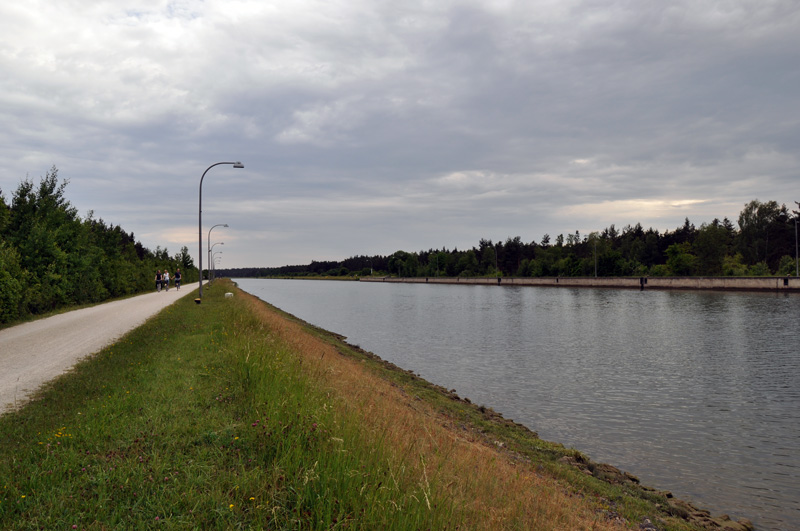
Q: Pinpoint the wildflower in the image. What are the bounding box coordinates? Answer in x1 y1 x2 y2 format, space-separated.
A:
229 504 234 510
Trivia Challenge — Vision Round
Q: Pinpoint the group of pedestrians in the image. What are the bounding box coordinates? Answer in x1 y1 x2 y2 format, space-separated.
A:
155 268 181 292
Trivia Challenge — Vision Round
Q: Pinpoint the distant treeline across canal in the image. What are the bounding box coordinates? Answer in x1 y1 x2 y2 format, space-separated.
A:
362 275 800 291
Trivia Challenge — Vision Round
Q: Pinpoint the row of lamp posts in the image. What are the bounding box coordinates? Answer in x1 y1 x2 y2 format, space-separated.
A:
198 162 244 301
211 242 224 281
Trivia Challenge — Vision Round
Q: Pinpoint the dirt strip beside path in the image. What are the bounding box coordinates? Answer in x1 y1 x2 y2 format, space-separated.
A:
0 283 202 413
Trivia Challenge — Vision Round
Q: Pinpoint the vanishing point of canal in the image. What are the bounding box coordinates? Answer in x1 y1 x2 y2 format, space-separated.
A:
236 278 800 530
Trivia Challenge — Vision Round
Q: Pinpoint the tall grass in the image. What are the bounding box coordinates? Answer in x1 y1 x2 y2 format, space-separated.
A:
0 280 697 530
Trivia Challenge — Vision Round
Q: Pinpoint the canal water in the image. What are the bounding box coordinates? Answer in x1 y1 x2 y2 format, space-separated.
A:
235 278 800 530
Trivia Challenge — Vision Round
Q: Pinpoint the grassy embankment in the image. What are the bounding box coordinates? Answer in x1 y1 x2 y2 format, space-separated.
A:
1 280 708 529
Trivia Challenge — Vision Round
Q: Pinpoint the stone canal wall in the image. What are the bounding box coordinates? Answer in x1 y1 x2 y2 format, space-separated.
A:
360 275 800 292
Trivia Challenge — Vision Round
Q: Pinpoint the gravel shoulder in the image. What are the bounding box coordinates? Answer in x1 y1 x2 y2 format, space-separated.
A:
0 283 201 413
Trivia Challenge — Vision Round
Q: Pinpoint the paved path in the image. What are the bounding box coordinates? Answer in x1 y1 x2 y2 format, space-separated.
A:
0 283 201 413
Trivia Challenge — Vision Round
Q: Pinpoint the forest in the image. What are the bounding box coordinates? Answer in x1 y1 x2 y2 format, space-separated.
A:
221 199 799 280
0 168 197 324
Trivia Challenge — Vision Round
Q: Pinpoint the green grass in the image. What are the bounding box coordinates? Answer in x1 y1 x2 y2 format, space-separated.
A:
0 283 456 529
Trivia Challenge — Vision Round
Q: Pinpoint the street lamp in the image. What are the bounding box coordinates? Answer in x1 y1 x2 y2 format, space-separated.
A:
208 223 228 280
210 242 224 283
198 162 243 299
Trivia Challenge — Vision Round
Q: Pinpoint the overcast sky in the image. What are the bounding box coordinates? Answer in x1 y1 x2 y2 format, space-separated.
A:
1 1 798 268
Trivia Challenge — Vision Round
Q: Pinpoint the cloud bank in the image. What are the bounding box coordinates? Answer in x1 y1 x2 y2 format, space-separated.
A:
1 0 798 266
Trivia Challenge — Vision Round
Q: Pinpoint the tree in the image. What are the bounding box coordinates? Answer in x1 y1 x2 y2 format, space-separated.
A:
673 218 697 244
666 242 696 276
455 250 479 276
478 239 496 275
174 246 195 270
502 236 524 275
0 241 26 322
566 231 580 246
0 187 9 233
737 199 780 265
694 222 729 275
7 169 83 310
540 234 551 248
388 251 413 276
154 246 170 261
643 230 662 267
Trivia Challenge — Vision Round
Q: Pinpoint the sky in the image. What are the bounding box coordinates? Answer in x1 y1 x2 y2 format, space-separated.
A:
1 1 798 269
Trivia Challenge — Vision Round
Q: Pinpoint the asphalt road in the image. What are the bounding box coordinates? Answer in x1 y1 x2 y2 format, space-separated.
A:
0 283 200 414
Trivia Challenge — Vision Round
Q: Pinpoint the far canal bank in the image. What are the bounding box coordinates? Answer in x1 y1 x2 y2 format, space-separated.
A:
361 275 800 292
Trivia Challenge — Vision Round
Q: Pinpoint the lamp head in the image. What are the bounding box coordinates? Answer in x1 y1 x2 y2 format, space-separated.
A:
233 162 244 168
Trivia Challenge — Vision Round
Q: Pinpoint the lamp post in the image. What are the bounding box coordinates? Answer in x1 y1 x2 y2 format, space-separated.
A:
213 255 222 279
198 162 243 299
207 223 228 280
210 242 224 283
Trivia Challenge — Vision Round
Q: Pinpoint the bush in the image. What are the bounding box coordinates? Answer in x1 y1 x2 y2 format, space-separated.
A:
747 261 771 276
649 264 671 277
722 254 748 276
777 255 798 276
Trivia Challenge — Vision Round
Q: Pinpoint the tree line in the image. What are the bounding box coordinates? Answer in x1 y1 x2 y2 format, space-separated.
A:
0 167 197 324
220 198 799 280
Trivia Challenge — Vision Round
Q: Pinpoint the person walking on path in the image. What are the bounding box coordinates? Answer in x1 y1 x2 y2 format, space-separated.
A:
163 270 170 291
155 270 163 292
174 268 182 290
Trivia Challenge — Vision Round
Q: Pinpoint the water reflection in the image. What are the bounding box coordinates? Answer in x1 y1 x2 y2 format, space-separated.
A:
236 279 800 530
